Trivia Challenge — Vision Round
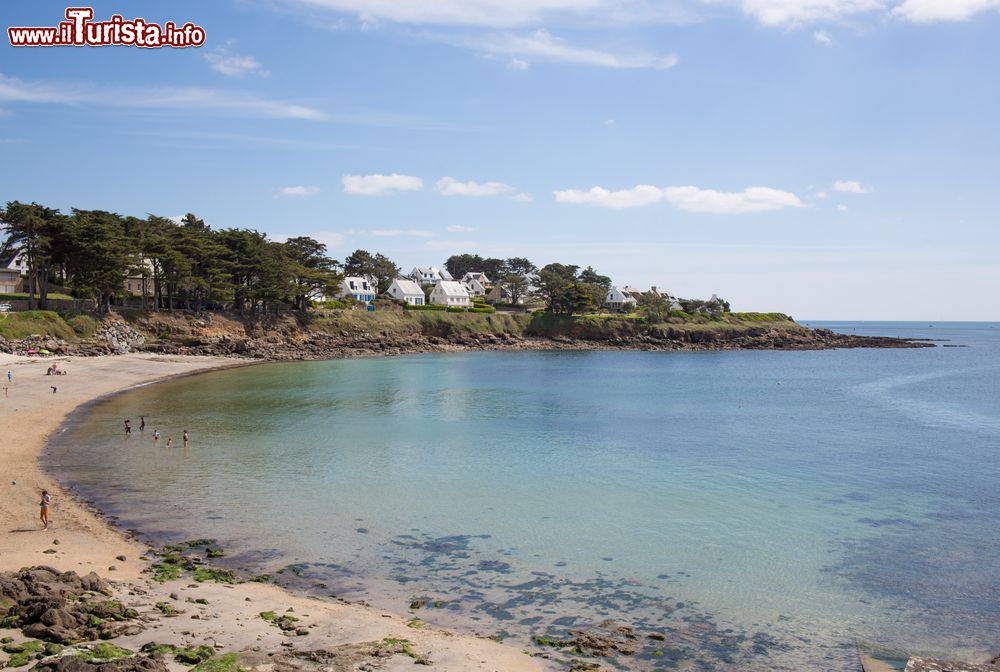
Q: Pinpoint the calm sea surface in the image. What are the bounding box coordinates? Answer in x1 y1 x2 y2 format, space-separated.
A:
46 322 1000 670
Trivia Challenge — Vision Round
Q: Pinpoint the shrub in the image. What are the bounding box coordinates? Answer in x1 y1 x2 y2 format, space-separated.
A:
469 306 496 314
446 306 466 313
730 312 793 322
67 314 99 337
404 304 446 311
322 300 351 309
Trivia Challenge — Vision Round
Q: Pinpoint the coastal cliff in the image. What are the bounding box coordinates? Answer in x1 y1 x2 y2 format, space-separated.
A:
0 309 932 359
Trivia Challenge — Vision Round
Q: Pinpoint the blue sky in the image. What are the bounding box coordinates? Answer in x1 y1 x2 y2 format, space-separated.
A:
1 0 998 319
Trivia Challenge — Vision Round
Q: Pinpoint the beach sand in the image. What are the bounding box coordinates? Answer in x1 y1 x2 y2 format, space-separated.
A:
0 352 543 671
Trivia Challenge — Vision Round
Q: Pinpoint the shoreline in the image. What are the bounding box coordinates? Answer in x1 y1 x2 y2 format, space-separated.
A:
0 352 545 671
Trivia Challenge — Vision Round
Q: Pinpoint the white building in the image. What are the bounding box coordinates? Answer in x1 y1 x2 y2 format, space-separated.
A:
339 276 377 303
387 278 426 305
409 266 453 285
461 272 490 286
605 287 638 312
429 280 471 308
462 276 488 297
0 252 27 294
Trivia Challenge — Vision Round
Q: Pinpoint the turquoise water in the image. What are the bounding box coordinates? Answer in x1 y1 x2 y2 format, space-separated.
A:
46 322 1000 670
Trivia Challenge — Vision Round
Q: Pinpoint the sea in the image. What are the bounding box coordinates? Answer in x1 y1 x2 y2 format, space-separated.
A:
44 322 1000 670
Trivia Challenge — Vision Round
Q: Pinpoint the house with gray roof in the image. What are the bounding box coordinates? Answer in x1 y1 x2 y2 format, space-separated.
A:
387 278 426 305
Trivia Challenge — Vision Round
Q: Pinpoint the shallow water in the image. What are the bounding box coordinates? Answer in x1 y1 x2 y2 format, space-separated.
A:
46 322 1000 670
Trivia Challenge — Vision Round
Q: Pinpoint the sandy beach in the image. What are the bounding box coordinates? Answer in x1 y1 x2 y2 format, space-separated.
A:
0 352 543 671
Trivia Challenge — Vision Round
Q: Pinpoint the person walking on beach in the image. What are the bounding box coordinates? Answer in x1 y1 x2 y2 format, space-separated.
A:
182 430 189 447
7 370 11 383
39 490 51 530
166 436 173 448
153 430 160 444
139 417 145 432
124 419 132 436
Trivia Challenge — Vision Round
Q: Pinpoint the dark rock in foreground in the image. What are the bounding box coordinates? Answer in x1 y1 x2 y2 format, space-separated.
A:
906 657 1000 672
0 566 142 644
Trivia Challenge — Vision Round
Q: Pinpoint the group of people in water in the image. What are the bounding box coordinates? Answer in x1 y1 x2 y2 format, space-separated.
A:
124 416 188 448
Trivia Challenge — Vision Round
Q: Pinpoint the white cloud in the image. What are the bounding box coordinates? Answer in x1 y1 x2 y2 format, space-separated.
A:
603 118 616 127
203 44 269 78
447 225 476 232
371 229 434 237
813 29 834 44
892 0 1000 22
816 191 829 199
664 186 804 213
280 185 320 196
0 72 324 120
837 204 850 212
436 176 514 197
554 184 666 209
736 0 886 26
507 58 530 70
833 179 872 193
470 29 679 69
554 183 803 213
342 173 424 195
511 192 534 202
286 0 693 28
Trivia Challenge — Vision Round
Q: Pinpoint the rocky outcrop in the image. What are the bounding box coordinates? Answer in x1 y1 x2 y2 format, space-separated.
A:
98 322 145 355
33 657 169 672
906 657 1000 672
0 312 933 360
0 566 143 644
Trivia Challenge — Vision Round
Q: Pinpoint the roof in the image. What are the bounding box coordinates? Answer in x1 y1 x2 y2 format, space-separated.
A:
433 280 470 297
391 278 424 295
606 287 636 302
342 276 374 290
462 272 490 284
411 266 453 280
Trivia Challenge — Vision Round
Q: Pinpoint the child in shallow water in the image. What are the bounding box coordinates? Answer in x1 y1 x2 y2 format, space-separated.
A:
166 436 173 448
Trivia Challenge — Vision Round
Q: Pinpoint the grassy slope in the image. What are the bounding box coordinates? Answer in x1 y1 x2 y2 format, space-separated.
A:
0 308 801 344
0 311 78 340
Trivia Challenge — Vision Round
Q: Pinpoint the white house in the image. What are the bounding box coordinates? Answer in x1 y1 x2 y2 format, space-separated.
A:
125 257 157 297
409 266 453 285
429 280 471 308
605 287 638 312
387 278 426 305
461 272 490 286
0 252 27 294
339 276 377 303
462 276 488 297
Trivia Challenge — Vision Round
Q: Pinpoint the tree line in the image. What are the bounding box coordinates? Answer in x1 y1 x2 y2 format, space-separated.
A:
2 200 721 318
0 201 362 314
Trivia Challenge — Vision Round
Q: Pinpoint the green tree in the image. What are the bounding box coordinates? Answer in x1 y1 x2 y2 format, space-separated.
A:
284 236 340 311
444 253 484 280
537 263 579 314
496 257 537 305
343 249 399 294
64 209 131 313
0 201 67 309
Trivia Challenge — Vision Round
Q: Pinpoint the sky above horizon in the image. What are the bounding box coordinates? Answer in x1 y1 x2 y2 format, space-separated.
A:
2 1 998 320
